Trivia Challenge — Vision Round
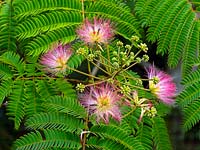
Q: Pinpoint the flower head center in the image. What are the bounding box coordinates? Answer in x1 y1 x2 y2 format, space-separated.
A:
56 57 66 70
149 81 160 94
89 29 102 43
98 96 110 110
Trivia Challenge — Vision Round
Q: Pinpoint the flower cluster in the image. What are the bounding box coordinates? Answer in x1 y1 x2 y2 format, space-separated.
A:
39 17 177 125
78 83 122 124
146 65 176 105
40 43 73 74
77 18 114 44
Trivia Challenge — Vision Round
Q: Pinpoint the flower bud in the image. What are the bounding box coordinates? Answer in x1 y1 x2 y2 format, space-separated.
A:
136 57 142 63
113 62 120 69
113 51 118 56
125 45 131 51
76 83 85 92
116 41 123 47
77 48 87 55
138 43 148 52
131 35 140 42
88 54 95 61
142 54 149 62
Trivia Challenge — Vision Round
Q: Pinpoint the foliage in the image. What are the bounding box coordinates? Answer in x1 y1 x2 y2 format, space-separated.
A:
0 0 199 149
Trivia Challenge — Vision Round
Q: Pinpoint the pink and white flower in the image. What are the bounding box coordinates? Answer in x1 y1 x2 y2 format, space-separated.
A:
79 83 121 124
77 18 114 44
146 65 176 105
40 43 73 74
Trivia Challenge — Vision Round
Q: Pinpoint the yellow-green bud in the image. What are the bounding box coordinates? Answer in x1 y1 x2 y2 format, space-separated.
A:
76 83 85 92
152 76 159 84
138 43 148 53
142 54 149 62
87 54 95 61
77 48 87 55
121 85 131 95
136 57 142 63
125 45 132 51
146 107 157 117
125 60 131 66
130 52 134 56
120 52 126 56
130 56 135 61
107 78 115 84
131 35 140 42
116 41 123 47
136 79 143 86
94 50 101 56
113 51 118 56
112 57 117 62
113 62 119 69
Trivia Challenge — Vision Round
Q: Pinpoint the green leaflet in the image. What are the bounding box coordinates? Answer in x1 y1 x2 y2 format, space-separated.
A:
13 130 81 150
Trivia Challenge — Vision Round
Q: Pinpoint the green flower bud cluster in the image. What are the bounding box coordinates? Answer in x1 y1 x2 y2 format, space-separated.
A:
138 43 148 53
77 48 88 55
125 45 131 51
76 83 85 92
112 40 150 70
136 79 143 86
146 107 157 117
113 62 120 69
107 78 115 84
112 42 137 68
121 84 131 95
94 50 101 56
152 76 159 84
87 54 95 61
136 57 142 63
131 35 140 42
142 54 149 62
116 41 123 47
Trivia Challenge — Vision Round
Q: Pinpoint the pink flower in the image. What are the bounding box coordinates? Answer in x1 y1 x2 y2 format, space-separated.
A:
40 43 73 74
77 18 114 44
79 83 121 124
146 65 176 105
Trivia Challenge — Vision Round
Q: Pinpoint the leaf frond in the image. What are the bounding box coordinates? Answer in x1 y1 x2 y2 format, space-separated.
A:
0 79 13 105
177 82 200 107
14 0 82 17
44 96 87 118
25 112 84 133
183 99 200 132
90 124 144 150
0 1 17 52
86 0 141 39
7 80 26 129
13 130 81 150
153 117 172 150
0 51 24 74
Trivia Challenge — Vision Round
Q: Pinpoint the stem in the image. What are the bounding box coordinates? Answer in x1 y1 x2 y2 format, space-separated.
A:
87 60 91 75
118 80 150 91
85 79 108 87
123 72 150 81
122 106 136 118
93 57 114 69
122 62 137 72
82 114 89 150
106 44 111 73
81 0 85 19
111 51 141 79
67 66 101 80
90 60 111 76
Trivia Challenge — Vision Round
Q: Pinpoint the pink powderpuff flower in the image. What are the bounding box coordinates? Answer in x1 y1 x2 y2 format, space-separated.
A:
77 18 114 44
40 43 73 74
146 65 176 105
79 83 122 124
